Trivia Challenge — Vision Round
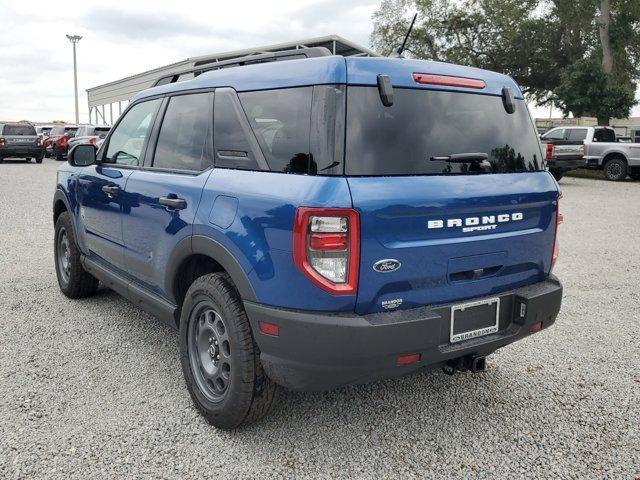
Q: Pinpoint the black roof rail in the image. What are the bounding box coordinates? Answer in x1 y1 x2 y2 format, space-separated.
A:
152 47 332 87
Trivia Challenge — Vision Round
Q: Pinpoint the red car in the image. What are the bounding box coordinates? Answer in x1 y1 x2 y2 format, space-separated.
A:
44 125 79 160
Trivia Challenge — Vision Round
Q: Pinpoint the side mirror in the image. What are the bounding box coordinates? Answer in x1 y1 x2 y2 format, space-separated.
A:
68 144 97 167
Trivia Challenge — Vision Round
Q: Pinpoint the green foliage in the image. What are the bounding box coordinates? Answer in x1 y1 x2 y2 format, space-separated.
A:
553 58 637 123
371 0 639 120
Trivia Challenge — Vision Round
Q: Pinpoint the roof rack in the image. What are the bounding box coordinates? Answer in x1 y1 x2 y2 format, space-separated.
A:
152 47 332 87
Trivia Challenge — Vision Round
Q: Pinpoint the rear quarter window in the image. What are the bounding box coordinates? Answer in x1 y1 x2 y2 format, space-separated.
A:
239 87 313 174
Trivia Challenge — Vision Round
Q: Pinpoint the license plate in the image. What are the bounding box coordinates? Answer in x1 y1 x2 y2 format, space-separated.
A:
450 297 500 343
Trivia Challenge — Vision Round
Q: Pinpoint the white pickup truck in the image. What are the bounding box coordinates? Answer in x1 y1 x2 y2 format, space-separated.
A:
540 126 640 181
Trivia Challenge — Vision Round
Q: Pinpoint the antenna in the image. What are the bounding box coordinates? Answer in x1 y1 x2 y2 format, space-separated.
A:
393 13 418 58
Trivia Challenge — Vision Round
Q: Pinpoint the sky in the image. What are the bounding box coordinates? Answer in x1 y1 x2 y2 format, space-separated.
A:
0 0 638 124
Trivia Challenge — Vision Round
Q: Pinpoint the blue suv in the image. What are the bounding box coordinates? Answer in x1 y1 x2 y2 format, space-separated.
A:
53 48 563 429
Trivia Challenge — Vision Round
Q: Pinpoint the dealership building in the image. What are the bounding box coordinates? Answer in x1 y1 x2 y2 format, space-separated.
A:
86 35 378 125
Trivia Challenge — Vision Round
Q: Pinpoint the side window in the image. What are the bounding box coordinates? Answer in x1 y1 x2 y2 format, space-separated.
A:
213 89 261 170
542 129 565 141
104 99 161 166
567 129 587 141
153 93 212 172
593 128 616 143
239 87 313 173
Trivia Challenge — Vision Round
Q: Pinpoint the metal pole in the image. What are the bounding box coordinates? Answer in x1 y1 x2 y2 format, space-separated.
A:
66 35 82 124
72 42 79 123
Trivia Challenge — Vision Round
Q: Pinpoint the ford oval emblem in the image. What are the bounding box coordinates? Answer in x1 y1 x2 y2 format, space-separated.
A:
373 259 401 273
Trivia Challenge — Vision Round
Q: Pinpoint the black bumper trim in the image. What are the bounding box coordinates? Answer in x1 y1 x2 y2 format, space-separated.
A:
244 276 562 391
0 147 45 158
547 159 586 171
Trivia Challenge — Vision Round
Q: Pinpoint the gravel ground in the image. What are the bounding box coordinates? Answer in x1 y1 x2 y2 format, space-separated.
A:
1 158 639 479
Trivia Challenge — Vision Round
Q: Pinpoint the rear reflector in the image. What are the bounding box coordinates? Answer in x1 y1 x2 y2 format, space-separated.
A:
530 322 543 333
396 353 421 366
413 73 486 89
259 322 280 337
551 196 562 269
309 233 348 251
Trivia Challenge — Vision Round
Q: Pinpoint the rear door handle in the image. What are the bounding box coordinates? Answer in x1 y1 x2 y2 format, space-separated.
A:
159 197 187 210
102 185 120 196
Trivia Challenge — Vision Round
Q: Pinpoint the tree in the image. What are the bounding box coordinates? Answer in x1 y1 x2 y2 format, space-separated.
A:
371 0 639 123
553 58 637 124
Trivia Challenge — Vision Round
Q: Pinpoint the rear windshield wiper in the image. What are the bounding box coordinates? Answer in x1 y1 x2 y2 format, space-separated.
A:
430 153 489 163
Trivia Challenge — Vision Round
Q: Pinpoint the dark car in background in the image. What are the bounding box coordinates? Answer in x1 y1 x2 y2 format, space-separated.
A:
68 125 111 149
45 125 79 160
0 122 45 163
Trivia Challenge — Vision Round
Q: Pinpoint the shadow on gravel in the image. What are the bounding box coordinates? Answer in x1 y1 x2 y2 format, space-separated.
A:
1 159 40 164
71 283 541 460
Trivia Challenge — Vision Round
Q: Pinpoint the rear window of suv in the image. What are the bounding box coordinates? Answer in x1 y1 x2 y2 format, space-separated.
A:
345 87 543 176
3 124 36 136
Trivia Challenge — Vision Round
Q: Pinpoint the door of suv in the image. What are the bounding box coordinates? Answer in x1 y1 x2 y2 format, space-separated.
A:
122 93 213 297
77 99 161 271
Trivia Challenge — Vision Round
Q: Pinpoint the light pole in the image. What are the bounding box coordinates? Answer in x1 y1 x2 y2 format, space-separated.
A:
66 34 82 124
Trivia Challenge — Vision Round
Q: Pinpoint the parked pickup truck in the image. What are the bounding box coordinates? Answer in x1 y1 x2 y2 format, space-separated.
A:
539 128 586 181
541 126 640 181
54 48 563 429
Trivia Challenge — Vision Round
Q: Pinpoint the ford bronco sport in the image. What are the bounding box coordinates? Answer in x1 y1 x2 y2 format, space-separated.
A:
53 48 563 429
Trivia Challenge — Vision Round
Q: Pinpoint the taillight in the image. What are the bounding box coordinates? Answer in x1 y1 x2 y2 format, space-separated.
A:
412 73 486 89
0 137 5 147
36 137 43 146
551 196 563 270
579 144 585 157
545 143 555 161
293 207 360 295
89 137 97 145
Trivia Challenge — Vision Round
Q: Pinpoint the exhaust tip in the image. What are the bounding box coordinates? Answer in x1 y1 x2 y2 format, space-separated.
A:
470 356 487 373
442 355 488 375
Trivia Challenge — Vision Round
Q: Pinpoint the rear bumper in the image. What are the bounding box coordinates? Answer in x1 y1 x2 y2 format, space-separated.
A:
547 158 586 171
0 146 44 158
585 157 601 169
245 276 563 391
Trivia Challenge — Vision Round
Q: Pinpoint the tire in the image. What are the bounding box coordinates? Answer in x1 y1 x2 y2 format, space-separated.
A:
25 157 31 163
36 154 43 164
179 273 277 429
0 157 3 164
53 146 64 161
54 212 99 298
551 169 564 181
603 157 628 181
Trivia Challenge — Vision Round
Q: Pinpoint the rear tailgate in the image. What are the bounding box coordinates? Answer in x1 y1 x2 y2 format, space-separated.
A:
552 142 584 160
4 135 38 147
349 173 558 314
2 125 38 148
342 64 559 315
